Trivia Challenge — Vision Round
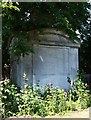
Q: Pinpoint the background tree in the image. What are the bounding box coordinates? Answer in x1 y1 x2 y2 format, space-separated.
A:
2 2 90 79
79 3 91 74
79 12 91 74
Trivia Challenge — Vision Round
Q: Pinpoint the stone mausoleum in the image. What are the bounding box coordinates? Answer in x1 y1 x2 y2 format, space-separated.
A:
11 28 80 90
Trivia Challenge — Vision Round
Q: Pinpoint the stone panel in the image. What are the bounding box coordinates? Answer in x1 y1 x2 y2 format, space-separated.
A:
33 45 70 90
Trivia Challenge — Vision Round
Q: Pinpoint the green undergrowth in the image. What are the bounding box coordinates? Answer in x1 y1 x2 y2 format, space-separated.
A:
0 78 91 118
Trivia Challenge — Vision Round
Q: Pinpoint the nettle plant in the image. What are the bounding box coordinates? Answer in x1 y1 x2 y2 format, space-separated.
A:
0 76 91 118
0 79 20 118
68 78 90 109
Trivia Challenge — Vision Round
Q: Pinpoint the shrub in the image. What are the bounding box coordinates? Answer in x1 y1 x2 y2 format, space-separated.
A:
43 85 67 115
68 78 90 110
0 77 91 118
18 84 48 117
0 79 20 118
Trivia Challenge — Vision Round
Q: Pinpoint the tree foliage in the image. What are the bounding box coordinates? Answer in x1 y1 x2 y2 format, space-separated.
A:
2 2 90 40
2 2 90 77
79 18 91 73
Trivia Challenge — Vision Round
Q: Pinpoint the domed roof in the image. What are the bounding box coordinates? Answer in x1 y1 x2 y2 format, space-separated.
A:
28 28 80 48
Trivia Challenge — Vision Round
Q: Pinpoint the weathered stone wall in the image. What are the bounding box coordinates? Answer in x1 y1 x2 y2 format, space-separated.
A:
11 28 80 90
